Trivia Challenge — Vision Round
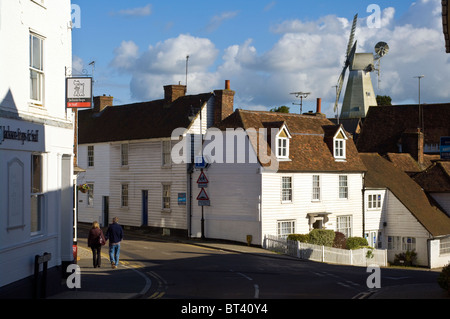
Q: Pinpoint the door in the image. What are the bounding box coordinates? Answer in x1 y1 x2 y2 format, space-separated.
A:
142 190 148 226
365 231 382 248
102 196 109 227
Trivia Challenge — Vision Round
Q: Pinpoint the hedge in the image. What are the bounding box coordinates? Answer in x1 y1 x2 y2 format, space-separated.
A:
346 237 369 250
287 234 310 243
308 229 335 247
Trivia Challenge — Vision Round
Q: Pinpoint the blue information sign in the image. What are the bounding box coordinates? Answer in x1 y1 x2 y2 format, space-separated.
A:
441 137 450 160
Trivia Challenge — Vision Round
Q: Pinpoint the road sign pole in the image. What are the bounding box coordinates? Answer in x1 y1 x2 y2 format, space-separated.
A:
201 205 205 240
200 169 205 239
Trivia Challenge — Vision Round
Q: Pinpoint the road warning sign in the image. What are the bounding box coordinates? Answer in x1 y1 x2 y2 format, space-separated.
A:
197 188 209 201
197 171 209 188
197 188 210 206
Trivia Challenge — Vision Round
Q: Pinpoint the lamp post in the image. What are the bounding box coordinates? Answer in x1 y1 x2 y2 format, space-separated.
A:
414 75 424 132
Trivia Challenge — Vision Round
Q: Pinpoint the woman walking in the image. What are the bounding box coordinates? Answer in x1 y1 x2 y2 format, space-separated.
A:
87 221 106 268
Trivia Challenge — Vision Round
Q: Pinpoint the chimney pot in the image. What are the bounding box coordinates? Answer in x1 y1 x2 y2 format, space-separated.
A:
214 81 235 126
317 98 322 114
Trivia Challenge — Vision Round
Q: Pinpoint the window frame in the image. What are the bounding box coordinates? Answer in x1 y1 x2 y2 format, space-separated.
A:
339 175 348 199
402 237 416 251
121 143 129 166
312 175 320 201
87 183 94 207
367 194 382 210
281 176 293 203
277 137 289 159
275 124 292 160
162 140 172 167
121 183 129 208
333 127 348 161
31 154 44 235
277 220 296 239
336 215 352 238
87 145 94 167
29 32 45 105
162 183 171 211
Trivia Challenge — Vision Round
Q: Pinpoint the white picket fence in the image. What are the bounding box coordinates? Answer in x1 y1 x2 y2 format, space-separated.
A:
264 235 387 267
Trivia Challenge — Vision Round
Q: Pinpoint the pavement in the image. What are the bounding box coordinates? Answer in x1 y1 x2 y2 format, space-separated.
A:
49 226 450 300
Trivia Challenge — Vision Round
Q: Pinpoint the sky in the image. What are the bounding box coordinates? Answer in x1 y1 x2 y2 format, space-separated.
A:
71 0 450 117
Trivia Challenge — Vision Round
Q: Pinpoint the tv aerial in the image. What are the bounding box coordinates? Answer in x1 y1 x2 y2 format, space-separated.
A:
290 92 311 114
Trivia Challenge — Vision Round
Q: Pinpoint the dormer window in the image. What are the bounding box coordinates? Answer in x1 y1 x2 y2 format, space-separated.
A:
333 127 348 161
276 124 292 160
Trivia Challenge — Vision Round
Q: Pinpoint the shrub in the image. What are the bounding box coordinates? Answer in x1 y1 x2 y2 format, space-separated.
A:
287 234 310 243
333 232 346 249
437 263 450 294
346 237 369 250
393 250 417 266
309 229 335 247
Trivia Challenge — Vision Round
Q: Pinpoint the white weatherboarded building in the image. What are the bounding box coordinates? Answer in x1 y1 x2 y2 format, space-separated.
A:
0 0 75 293
190 104 367 246
361 153 450 268
77 83 234 237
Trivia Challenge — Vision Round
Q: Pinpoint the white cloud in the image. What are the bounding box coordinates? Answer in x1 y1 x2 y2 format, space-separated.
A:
113 4 152 17
205 11 239 33
110 0 450 115
111 41 139 71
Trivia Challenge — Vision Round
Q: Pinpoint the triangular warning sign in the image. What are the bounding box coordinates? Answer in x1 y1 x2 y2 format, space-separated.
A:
197 171 209 185
197 188 209 201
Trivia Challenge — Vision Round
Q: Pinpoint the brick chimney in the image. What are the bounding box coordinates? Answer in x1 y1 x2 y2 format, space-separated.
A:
214 80 235 126
401 128 424 166
93 95 114 112
164 84 186 104
315 98 326 118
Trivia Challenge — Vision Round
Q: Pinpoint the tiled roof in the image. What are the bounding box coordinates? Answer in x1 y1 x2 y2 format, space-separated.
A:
361 153 450 237
384 153 422 174
357 103 450 153
219 110 366 172
413 161 450 193
78 93 213 144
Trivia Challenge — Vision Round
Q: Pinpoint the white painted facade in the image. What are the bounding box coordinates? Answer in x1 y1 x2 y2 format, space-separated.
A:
190 129 365 246
364 189 450 268
0 0 74 288
77 97 215 234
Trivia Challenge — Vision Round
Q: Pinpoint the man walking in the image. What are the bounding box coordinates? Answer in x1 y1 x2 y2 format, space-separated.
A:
105 217 124 269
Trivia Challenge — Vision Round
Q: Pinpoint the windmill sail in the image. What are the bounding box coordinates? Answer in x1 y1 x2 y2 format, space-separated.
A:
334 14 358 113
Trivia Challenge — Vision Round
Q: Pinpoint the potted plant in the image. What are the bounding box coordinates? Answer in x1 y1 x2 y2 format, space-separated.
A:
78 183 90 193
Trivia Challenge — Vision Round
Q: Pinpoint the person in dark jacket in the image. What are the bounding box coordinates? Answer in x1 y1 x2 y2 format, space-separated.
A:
87 221 106 268
105 217 124 269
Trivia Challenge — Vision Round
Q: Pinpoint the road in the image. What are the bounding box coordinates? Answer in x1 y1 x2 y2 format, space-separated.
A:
101 232 441 300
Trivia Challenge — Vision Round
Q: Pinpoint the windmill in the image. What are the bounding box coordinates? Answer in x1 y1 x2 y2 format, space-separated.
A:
334 14 389 119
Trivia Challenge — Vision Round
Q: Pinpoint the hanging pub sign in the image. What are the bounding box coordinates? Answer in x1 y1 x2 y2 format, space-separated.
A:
66 77 93 108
